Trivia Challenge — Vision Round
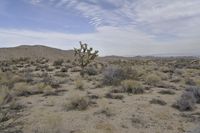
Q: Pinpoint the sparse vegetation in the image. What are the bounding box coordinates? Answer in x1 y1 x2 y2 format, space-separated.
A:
0 47 199 133
85 66 98 76
53 59 64 66
158 90 175 95
63 95 90 111
173 91 196 111
0 86 12 105
150 98 167 105
75 78 84 90
121 80 144 94
102 66 126 85
145 74 161 86
185 86 200 103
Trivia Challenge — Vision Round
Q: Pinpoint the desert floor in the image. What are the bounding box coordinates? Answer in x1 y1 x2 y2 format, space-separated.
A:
0 57 200 133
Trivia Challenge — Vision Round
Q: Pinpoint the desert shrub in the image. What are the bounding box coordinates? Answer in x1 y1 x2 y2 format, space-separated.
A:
42 86 56 96
9 101 25 110
94 106 115 117
185 86 200 103
156 72 168 80
36 83 53 93
102 66 126 86
85 66 98 76
195 79 200 87
158 90 175 95
63 95 89 111
105 93 124 100
42 74 60 88
46 66 54 72
24 71 34 83
0 86 12 105
53 59 64 66
173 91 196 111
54 71 68 77
75 79 84 90
190 127 200 133
0 71 15 89
13 83 30 96
150 98 167 105
12 75 24 83
60 67 68 72
121 80 144 94
145 74 161 86
123 66 141 80
0 112 9 123
185 78 196 86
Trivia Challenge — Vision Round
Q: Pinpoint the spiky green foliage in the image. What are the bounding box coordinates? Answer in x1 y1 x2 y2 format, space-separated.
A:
74 42 98 75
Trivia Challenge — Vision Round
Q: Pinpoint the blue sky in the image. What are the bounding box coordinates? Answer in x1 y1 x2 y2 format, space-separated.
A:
0 0 200 56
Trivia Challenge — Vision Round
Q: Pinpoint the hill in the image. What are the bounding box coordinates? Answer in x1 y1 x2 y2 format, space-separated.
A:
0 45 74 61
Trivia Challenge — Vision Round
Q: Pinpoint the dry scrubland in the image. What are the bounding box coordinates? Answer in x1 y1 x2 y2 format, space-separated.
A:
0 55 200 133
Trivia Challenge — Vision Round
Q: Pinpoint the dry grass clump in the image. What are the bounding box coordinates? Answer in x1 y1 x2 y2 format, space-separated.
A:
63 95 90 111
75 78 84 90
145 74 161 86
32 113 66 133
121 80 144 94
36 83 53 94
13 83 30 96
195 79 200 87
94 105 115 117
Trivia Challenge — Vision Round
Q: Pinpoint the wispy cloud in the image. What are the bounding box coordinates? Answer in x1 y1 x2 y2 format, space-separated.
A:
0 0 199 56
29 0 200 38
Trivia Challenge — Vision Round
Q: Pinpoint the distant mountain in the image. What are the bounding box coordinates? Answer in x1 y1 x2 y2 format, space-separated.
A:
0 45 74 61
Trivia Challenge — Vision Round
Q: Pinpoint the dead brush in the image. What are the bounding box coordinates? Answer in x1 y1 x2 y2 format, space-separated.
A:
63 95 90 111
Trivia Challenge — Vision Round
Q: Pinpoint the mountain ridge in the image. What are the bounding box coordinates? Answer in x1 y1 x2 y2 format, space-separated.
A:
0 45 74 61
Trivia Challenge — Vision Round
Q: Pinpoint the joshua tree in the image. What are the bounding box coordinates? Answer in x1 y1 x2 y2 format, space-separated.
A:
74 41 98 76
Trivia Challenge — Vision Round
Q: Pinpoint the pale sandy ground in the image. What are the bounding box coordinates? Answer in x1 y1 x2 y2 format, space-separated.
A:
13 72 199 133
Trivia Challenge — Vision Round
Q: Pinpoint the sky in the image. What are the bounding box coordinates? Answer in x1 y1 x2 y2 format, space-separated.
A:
0 0 200 56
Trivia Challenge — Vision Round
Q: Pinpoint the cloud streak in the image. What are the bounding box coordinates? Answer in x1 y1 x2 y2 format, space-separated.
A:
0 0 199 56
